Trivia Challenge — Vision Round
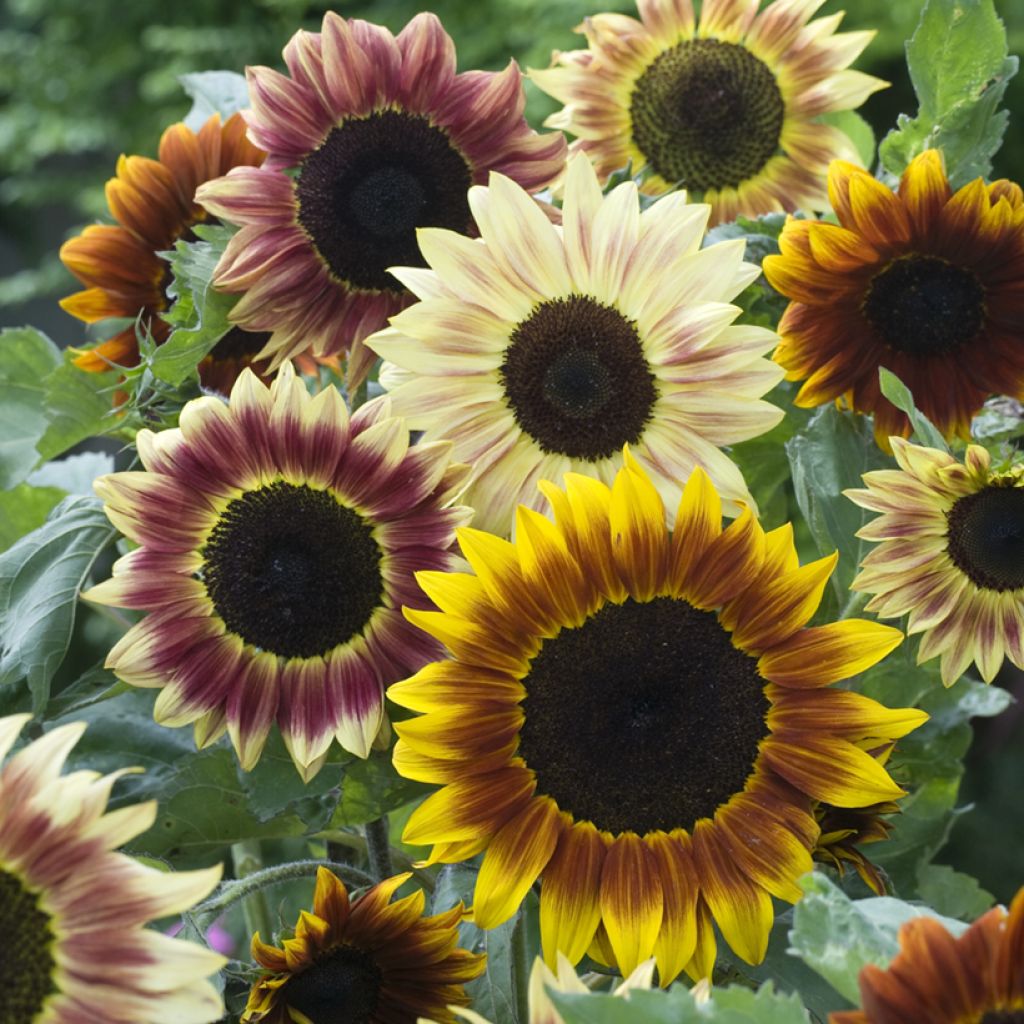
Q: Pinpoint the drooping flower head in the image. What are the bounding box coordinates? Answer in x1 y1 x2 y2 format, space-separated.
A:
813 798 899 896
830 886 1024 1023
242 867 485 1024
389 453 925 983
60 113 270 391
84 363 471 779
368 154 784 536
530 0 885 224
846 437 1024 687
196 11 567 385
763 150 1024 448
0 713 225 1024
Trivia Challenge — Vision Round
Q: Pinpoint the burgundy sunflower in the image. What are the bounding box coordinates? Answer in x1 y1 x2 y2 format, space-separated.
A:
83 363 471 779
831 886 1024 1023
242 868 484 1024
763 149 1024 448
195 11 567 385
60 113 270 392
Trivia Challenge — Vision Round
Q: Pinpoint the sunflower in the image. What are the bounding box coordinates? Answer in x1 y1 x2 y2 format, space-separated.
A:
83 363 471 779
389 453 925 983
242 867 484 1024
0 713 225 1024
845 437 1024 688
812 799 898 896
367 153 784 536
830 886 1024 1023
60 113 270 392
529 0 885 225
763 150 1024 448
195 12 567 386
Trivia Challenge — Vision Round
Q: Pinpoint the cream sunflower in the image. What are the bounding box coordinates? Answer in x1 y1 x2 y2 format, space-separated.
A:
84 363 471 779
389 453 925 983
367 153 784 536
0 713 224 1024
530 0 886 224
846 437 1024 687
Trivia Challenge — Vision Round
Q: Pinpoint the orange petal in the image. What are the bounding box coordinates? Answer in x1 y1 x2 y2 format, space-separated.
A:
598 833 664 977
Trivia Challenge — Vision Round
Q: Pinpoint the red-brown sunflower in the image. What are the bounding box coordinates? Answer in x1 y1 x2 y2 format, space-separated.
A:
831 886 1024 1023
763 149 1024 448
60 113 268 392
195 11 567 385
242 868 484 1024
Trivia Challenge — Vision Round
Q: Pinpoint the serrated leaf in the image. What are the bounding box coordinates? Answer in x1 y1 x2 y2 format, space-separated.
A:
0 496 115 711
153 227 237 385
877 368 949 451
0 326 61 488
329 751 429 828
180 70 250 132
0 484 65 552
879 0 1017 185
915 863 994 920
36 360 119 461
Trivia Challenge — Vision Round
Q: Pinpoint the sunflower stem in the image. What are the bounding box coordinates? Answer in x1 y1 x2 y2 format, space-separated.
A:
349 378 368 411
364 816 393 880
839 588 871 620
231 840 274 944
511 905 531 1024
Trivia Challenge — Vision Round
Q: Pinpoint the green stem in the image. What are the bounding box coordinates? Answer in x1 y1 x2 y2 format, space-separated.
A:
364 816 393 881
511 906 531 1024
349 379 368 411
231 840 274 943
839 588 871 620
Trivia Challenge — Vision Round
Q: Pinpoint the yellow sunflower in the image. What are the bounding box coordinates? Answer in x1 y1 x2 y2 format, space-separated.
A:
530 0 885 224
845 437 1024 687
763 150 1024 448
368 153 784 536
242 867 484 1024
831 886 1024 1023
389 452 925 983
0 713 225 1024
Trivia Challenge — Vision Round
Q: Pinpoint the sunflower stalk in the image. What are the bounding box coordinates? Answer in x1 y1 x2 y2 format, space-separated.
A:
230 841 275 944
363 815 393 880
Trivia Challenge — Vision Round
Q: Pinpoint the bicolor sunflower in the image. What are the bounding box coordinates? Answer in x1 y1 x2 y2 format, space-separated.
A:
368 153 784 536
242 867 484 1024
389 453 925 982
763 150 1024 448
529 0 885 224
831 886 1024 1023
845 437 1024 687
0 713 225 1024
84 363 471 779
60 113 271 392
195 11 567 386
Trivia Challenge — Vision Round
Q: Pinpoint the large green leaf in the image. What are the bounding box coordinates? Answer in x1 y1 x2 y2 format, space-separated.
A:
0 327 61 488
0 497 115 711
0 484 65 552
880 0 1018 186
36 360 119 462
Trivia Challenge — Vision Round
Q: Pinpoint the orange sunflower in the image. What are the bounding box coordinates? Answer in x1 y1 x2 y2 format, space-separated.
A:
389 453 925 983
831 886 1024 1023
763 149 1024 448
60 113 269 392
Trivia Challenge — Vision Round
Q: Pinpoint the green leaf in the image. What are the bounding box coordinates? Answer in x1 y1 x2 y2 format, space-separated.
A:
0 484 65 552
180 70 250 131
970 397 1024 445
879 0 1018 186
877 368 949 451
915 864 995 920
0 327 61 488
818 110 877 168
0 497 115 711
44 663 128 719
328 751 429 828
28 451 115 496
36 360 119 462
789 873 966 1005
153 227 237 385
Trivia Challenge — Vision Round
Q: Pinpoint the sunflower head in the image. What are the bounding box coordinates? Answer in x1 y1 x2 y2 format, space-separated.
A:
389 450 925 983
764 149 1024 449
0 713 225 1024
830 886 1024 1023
84 362 472 778
813 798 899 896
530 0 886 223
242 867 485 1024
846 437 1024 687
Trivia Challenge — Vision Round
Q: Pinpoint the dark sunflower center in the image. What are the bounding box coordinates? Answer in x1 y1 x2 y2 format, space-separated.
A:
629 38 784 192
296 110 473 293
499 295 658 460
516 596 770 835
946 484 1024 592
0 867 58 1024
863 255 986 355
285 944 382 1024
207 327 272 364
200 481 384 659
